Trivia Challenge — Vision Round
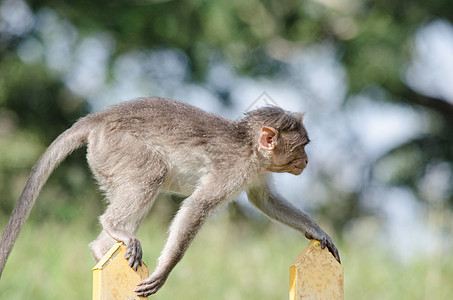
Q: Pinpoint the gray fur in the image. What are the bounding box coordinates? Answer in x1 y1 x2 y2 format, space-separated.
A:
0 97 340 296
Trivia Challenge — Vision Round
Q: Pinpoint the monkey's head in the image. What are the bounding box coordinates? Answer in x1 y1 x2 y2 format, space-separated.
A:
245 107 310 175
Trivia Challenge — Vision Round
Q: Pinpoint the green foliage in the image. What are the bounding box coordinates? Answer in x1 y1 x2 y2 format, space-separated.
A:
0 56 96 218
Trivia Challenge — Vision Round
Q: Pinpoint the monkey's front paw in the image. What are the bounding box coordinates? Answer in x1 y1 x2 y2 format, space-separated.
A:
305 229 341 264
124 237 143 271
135 273 168 297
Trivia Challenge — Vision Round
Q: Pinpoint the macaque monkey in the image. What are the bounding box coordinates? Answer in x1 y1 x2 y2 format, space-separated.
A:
0 97 340 297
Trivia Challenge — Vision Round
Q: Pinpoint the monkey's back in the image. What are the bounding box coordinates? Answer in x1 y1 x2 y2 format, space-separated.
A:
102 98 232 142
84 98 253 196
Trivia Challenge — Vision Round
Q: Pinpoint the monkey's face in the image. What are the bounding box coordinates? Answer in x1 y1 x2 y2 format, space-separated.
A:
272 134 309 175
259 127 310 175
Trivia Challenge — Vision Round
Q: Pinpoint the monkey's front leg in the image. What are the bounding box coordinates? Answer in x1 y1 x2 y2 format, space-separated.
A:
247 186 341 263
303 223 341 263
135 197 217 297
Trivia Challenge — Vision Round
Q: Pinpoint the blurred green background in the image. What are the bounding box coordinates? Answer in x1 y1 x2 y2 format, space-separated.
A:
1 0 453 299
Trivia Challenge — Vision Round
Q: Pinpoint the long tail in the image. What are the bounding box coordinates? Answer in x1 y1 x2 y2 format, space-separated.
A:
0 117 91 276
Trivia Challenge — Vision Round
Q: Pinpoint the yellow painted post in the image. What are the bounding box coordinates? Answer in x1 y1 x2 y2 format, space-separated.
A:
93 242 149 300
289 240 343 300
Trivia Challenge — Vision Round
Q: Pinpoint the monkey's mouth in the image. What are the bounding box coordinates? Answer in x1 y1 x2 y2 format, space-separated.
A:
294 164 306 171
292 167 305 175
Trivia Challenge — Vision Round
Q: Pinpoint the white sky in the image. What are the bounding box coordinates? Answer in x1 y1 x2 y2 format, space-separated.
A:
406 19 453 104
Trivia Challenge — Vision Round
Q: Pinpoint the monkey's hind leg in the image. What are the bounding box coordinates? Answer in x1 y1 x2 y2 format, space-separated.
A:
93 168 166 270
98 158 167 270
89 230 116 262
87 132 168 270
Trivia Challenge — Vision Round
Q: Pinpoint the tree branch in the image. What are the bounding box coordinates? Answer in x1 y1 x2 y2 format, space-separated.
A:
401 88 453 119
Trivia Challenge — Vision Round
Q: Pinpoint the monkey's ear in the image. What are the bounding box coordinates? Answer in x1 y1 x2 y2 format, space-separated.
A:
295 112 306 123
259 126 278 150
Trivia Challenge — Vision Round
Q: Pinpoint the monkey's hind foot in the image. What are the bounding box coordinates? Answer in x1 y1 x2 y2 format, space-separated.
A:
124 237 143 271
